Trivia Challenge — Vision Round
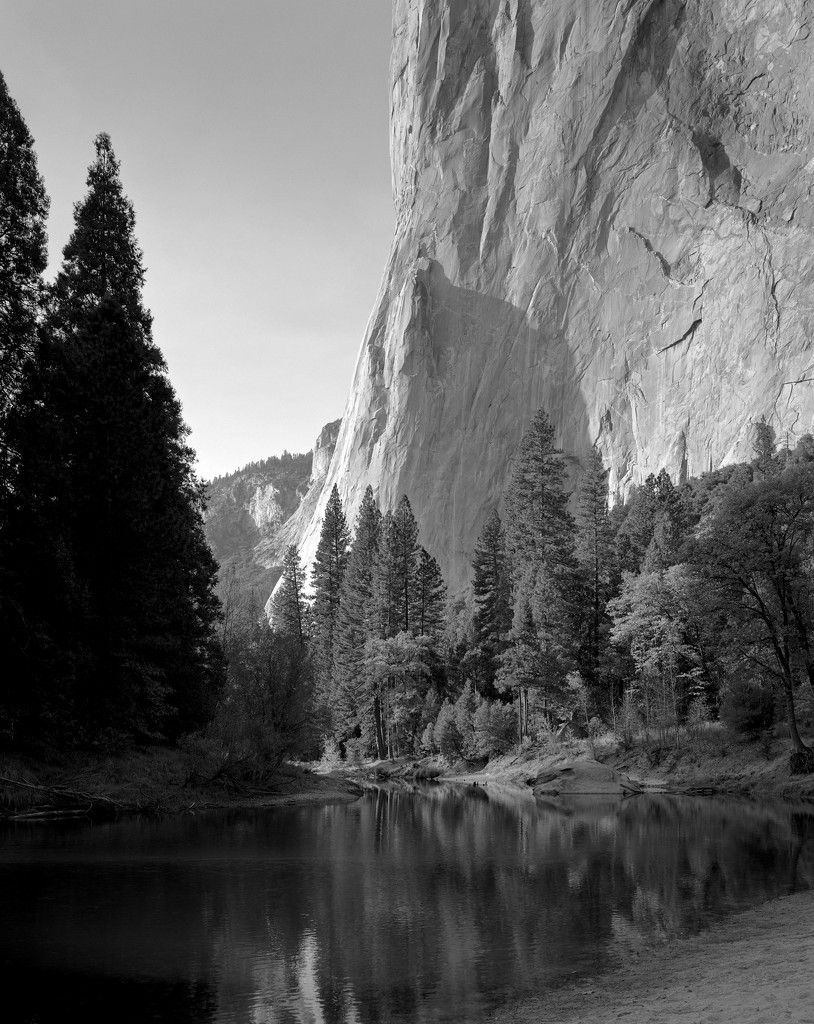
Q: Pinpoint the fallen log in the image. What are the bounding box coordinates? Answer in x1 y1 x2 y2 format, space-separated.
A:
0 775 123 820
9 805 93 821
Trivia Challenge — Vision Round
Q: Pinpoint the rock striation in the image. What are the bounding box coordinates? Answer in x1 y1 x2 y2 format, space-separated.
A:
296 0 814 593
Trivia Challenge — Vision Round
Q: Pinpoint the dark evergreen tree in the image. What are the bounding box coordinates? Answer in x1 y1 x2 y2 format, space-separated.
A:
374 496 421 638
504 410 575 582
615 469 686 574
753 415 777 479
272 545 308 647
2 135 223 743
574 445 617 702
49 133 150 339
333 487 381 727
470 509 513 696
415 548 446 641
310 484 350 701
503 409 576 685
0 70 49 460
0 72 49 736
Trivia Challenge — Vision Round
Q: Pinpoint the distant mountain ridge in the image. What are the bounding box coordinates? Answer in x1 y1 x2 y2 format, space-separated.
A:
204 419 341 600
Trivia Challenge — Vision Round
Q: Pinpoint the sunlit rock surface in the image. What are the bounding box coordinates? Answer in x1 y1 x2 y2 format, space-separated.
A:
205 419 340 598
297 0 814 593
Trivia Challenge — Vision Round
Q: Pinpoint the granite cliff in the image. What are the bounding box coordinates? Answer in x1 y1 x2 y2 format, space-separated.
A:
297 0 814 593
205 419 340 598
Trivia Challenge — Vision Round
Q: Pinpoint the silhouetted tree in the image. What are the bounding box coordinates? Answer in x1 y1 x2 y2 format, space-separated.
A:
0 70 48 426
2 135 223 743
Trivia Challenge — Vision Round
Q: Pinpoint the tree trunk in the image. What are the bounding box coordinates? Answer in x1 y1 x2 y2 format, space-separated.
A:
781 677 808 752
373 693 387 759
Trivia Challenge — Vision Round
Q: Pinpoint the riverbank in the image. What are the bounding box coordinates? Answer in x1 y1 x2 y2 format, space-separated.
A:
438 724 814 801
491 888 814 1024
0 746 362 820
3 721 814 821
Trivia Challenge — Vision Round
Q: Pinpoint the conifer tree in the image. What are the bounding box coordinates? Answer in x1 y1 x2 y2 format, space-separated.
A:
753 415 777 479
502 410 576 720
49 133 151 339
310 485 350 699
574 445 616 699
333 486 382 729
373 510 398 640
504 410 574 583
0 73 49 734
3 135 223 743
415 548 446 641
0 70 49 456
273 545 308 647
374 496 421 638
470 509 513 695
616 469 686 574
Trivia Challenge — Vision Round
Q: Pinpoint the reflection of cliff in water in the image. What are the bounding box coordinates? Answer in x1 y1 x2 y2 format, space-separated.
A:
1 790 813 1024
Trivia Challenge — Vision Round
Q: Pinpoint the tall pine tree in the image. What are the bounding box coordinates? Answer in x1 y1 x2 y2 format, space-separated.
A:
273 545 308 647
574 445 616 702
310 484 350 702
501 410 576 723
374 496 421 638
0 70 49 479
470 509 513 696
0 71 48 417
415 548 446 641
3 134 223 743
49 133 150 338
0 72 49 737
333 486 381 744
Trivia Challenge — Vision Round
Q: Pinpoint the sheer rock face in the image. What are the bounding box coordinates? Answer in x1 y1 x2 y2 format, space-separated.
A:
205 420 340 598
300 0 814 593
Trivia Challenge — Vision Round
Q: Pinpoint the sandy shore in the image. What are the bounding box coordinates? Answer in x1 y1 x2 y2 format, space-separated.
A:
492 890 814 1024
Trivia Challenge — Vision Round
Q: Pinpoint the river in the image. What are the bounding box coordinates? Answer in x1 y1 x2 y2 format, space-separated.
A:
1 785 812 1023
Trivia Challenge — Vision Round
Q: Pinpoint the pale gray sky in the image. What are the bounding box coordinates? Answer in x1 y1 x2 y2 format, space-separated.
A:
1 1 395 479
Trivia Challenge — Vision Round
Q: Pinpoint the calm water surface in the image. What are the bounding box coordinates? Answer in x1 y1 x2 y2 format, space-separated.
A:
1 785 813 1023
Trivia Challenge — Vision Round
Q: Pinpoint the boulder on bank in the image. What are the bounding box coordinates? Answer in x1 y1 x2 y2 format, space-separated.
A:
530 759 643 797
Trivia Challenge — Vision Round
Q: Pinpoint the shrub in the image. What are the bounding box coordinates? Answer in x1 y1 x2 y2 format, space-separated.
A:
433 702 462 759
345 736 366 765
789 749 814 775
719 676 774 737
433 684 480 762
420 721 436 754
473 699 516 758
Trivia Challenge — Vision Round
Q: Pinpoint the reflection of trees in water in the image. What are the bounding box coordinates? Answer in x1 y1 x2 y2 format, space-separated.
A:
611 796 814 942
191 790 814 1023
3 794 813 1024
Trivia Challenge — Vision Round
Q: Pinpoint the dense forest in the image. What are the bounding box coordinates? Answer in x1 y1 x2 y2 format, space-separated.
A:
2 70 813 782
227 408 814 782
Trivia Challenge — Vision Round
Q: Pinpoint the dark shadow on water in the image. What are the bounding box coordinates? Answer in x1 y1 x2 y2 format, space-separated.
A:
1 790 813 1024
1 969 215 1024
